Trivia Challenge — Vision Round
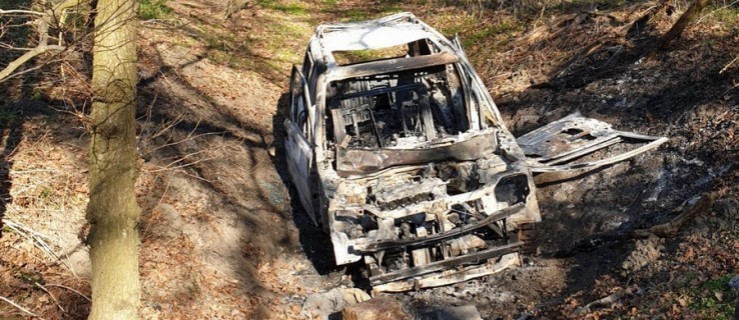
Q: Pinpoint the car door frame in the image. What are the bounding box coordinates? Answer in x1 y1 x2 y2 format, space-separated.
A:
284 65 317 225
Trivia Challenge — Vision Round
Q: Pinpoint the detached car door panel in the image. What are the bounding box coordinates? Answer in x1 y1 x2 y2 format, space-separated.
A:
516 113 668 174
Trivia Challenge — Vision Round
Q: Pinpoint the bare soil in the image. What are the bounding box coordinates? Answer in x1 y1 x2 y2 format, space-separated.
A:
0 0 737 319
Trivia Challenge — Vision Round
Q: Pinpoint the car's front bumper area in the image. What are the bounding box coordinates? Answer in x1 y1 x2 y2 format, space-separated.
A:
355 203 527 292
369 250 520 292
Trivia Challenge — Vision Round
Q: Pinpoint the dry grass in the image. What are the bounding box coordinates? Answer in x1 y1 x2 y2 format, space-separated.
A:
0 113 91 318
4 118 88 269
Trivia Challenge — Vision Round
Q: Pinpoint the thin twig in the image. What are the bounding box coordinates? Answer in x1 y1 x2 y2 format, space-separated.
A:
0 9 45 15
141 18 188 30
151 114 185 139
248 158 266 173
45 284 91 302
35 282 65 313
151 149 215 172
0 7 67 81
9 169 59 174
152 156 216 172
142 172 174 240
4 218 54 242
720 55 738 74
174 169 214 183
3 219 71 270
148 132 221 153
0 295 45 319
249 142 272 174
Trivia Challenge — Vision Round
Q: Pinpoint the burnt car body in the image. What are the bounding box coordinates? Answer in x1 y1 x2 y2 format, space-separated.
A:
284 12 667 292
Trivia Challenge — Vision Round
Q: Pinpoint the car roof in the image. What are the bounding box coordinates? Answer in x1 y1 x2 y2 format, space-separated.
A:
309 12 459 80
314 12 435 52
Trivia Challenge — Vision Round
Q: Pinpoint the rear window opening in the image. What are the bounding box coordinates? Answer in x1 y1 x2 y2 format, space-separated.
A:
333 45 409 66
331 39 435 66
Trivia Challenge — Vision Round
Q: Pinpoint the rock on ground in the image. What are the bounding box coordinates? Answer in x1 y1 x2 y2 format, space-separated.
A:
342 296 412 320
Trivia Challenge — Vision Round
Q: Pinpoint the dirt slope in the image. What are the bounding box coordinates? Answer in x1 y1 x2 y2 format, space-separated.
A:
0 0 737 319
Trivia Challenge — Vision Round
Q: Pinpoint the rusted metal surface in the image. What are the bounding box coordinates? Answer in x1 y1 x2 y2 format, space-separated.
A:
368 242 522 285
336 132 496 176
517 222 537 254
353 204 525 253
516 113 668 173
283 12 667 292
372 253 520 292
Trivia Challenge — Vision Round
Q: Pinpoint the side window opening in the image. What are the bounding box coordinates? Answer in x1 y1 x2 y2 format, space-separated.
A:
301 51 312 82
290 67 312 140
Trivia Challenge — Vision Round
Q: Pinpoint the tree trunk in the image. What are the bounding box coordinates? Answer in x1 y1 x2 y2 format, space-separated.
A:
86 0 140 318
656 0 710 48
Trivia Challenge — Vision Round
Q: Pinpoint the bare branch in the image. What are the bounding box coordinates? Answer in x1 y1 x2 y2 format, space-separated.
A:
0 56 66 81
720 55 738 75
0 0 84 82
0 43 65 80
0 9 45 16
0 11 58 81
151 150 215 172
631 193 715 238
0 295 45 320
34 282 66 313
45 284 92 302
51 0 87 14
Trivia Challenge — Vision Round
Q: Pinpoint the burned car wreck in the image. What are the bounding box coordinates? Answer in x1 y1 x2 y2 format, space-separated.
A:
284 12 667 292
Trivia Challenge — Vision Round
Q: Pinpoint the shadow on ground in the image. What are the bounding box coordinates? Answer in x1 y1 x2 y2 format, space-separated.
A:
486 11 737 316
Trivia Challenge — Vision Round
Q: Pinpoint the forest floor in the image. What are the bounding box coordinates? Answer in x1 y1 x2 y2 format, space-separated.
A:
0 0 737 319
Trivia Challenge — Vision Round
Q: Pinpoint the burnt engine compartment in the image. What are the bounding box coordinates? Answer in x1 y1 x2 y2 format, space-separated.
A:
331 157 532 288
327 63 468 151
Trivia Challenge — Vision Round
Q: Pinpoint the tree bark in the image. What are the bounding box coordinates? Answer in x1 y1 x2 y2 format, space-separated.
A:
86 0 140 318
656 0 710 48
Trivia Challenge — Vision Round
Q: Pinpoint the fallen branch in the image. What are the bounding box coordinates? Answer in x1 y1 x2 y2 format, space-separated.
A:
0 9 45 16
653 0 711 49
45 283 92 302
619 1 670 36
576 287 640 315
0 295 45 319
720 55 738 75
35 282 65 313
3 218 63 264
151 150 215 172
631 193 716 238
553 192 719 257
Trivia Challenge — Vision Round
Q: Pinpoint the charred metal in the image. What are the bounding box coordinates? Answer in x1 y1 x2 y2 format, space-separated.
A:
283 12 667 292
